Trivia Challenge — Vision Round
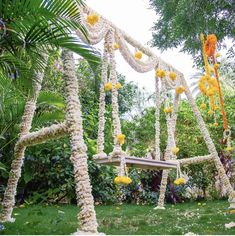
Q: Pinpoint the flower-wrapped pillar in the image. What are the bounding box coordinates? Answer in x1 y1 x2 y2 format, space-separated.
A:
154 76 161 160
93 35 109 159
181 76 235 209
108 30 124 156
0 71 44 222
62 49 98 233
156 93 180 209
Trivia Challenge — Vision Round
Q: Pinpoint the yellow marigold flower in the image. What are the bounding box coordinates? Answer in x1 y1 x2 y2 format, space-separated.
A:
134 51 142 60
206 89 215 97
164 106 172 113
213 122 219 127
215 52 220 58
209 66 215 74
114 176 122 184
171 147 180 155
156 69 166 78
215 63 220 69
224 147 234 151
208 110 214 115
200 103 207 109
174 177 186 185
115 83 122 89
175 86 186 94
114 176 132 185
169 71 177 80
214 105 219 110
114 43 119 50
86 14 100 26
116 134 125 145
104 82 112 91
205 34 217 57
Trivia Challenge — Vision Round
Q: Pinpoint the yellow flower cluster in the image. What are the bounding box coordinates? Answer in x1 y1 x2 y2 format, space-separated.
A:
198 75 218 97
116 134 125 145
115 83 122 89
200 103 207 109
155 69 166 78
114 43 119 50
114 176 132 185
164 106 172 113
169 71 177 81
175 86 186 95
213 122 219 127
171 147 180 155
104 82 112 91
86 14 100 26
134 51 142 60
174 177 186 185
224 147 234 152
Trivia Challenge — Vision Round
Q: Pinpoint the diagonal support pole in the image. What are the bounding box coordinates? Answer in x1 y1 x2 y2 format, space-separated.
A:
0 71 44 222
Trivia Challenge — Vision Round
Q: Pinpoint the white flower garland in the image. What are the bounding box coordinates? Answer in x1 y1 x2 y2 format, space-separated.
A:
154 76 161 160
93 34 109 159
0 71 44 222
62 49 98 233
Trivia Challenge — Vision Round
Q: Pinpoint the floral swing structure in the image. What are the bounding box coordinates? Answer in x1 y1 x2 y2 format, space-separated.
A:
1 4 234 235
77 6 235 210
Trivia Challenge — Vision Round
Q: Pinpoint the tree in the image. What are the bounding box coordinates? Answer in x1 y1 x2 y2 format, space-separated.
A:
0 0 100 80
149 0 235 62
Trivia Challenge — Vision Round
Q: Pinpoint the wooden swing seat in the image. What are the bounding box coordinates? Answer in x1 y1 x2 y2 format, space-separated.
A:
94 156 177 170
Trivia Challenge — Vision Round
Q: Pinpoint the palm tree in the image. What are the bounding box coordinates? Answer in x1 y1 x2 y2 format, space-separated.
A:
0 0 100 79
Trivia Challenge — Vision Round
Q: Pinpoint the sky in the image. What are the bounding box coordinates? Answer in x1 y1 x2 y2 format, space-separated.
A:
85 0 200 92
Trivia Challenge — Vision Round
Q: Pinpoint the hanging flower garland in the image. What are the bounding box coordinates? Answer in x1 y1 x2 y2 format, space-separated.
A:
199 33 233 151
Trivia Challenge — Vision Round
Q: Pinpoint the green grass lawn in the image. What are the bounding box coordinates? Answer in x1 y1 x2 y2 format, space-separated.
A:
1 200 235 235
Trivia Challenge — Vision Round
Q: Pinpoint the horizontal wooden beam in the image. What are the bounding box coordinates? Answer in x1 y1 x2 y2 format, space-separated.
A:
94 156 177 170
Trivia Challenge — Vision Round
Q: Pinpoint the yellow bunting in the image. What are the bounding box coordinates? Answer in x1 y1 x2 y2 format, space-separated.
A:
116 134 125 145
86 14 100 26
175 86 186 94
104 82 112 91
115 83 122 89
164 106 172 113
134 51 142 60
171 147 180 155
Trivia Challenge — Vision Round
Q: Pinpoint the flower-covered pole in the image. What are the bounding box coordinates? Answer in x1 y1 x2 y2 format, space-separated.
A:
181 75 235 209
156 93 180 209
154 75 161 160
94 34 109 159
62 49 98 233
108 30 124 156
0 70 44 222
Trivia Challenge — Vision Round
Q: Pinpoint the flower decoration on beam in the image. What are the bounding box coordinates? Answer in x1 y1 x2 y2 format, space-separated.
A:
155 68 166 78
169 71 177 80
134 51 143 60
86 14 100 26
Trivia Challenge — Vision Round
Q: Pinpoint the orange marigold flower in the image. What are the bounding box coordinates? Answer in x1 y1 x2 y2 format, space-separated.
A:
205 34 217 57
